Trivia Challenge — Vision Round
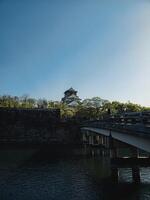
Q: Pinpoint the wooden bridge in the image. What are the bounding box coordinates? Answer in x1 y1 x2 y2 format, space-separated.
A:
81 111 150 183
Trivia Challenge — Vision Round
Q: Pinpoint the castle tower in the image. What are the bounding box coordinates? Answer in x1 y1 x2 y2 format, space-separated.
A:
61 87 81 106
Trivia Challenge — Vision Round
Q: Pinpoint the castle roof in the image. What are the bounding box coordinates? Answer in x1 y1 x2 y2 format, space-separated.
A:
64 87 77 94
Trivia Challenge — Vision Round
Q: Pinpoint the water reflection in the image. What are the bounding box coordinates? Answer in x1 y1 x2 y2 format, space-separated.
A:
0 148 150 200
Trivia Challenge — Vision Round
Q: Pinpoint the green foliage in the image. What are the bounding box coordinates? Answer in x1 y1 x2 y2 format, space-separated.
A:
0 95 36 108
0 95 149 120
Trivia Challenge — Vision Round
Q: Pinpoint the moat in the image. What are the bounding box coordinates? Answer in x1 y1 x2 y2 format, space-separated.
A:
0 146 150 200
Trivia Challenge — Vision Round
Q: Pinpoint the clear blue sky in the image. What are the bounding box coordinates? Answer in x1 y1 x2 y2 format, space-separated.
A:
0 0 150 106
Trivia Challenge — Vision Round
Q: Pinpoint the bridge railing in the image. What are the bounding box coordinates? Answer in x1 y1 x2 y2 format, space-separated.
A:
81 111 150 136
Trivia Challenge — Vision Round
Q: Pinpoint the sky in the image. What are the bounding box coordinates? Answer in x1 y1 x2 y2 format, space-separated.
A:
0 0 150 106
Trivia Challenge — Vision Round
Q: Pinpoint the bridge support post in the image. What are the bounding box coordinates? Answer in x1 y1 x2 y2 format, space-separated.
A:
91 135 94 145
109 133 117 158
110 148 117 159
132 166 140 183
96 135 100 145
111 167 119 184
101 135 104 145
99 135 103 146
82 133 87 144
109 132 119 183
105 136 108 147
130 147 140 158
89 135 92 145
101 137 106 156
130 147 140 183
107 136 110 148
103 135 106 147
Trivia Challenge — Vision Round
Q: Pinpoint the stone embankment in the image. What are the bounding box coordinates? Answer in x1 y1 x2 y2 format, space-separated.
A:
0 108 80 145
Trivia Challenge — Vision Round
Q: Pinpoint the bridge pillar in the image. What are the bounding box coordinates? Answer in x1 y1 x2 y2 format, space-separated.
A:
110 148 118 159
111 166 119 184
109 133 118 158
82 133 87 144
99 135 103 146
130 147 140 158
103 136 106 146
102 135 107 147
132 166 140 183
89 135 94 145
130 147 140 183
105 136 108 147
89 135 91 145
96 135 100 145
100 135 103 145
106 136 110 148
91 149 95 157
91 135 94 145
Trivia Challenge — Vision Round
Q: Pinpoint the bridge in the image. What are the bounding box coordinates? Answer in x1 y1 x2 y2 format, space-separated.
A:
81 111 150 183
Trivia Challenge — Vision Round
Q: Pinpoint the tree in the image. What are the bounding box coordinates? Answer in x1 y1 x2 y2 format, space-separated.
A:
0 94 148 120
13 96 20 108
27 98 36 108
37 99 48 109
20 94 29 108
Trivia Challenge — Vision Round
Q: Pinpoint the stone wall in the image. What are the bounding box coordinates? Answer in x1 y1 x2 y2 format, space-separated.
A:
0 108 61 144
0 108 81 145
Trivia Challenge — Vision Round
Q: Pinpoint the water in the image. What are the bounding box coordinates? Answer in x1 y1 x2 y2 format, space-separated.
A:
0 148 150 200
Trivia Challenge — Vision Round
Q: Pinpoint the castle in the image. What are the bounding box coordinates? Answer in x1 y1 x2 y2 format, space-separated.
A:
61 87 81 106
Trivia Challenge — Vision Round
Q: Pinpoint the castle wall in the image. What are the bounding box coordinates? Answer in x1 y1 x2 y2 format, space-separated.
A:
0 108 60 144
0 108 81 145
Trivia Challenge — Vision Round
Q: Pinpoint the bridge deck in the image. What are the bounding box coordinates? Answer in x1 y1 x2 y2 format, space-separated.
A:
81 127 150 153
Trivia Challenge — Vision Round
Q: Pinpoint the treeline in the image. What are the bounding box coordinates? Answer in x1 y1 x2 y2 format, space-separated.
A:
0 95 47 109
0 95 149 120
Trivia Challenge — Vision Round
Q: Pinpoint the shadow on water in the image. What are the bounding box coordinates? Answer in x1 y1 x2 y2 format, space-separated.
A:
0 146 150 200
22 146 150 200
